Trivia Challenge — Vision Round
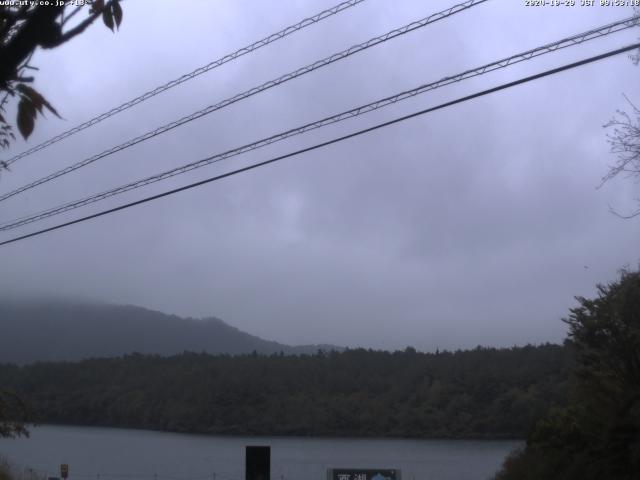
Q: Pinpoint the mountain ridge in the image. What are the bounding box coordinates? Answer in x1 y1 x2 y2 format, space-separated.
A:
0 299 342 364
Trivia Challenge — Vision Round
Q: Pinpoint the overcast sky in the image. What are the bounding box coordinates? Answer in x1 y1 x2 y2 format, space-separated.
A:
0 0 639 351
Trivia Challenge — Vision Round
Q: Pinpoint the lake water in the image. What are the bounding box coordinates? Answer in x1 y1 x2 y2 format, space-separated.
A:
0 425 520 480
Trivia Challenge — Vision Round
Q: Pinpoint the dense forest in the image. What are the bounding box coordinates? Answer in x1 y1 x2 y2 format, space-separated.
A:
495 269 640 479
0 344 568 439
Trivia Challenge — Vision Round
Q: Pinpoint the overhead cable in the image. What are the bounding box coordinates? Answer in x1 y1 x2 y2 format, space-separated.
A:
1 42 638 247
2 0 367 167
0 0 489 202
1 15 637 231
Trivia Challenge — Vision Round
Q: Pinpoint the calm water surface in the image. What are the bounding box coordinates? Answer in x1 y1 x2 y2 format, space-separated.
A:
0 425 520 480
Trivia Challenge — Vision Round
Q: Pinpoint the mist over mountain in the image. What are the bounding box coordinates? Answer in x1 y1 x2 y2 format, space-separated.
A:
0 300 341 363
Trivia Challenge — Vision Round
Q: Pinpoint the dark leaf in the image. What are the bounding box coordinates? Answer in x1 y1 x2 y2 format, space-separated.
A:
39 95 61 118
17 84 44 112
20 94 42 114
16 84 61 118
16 84 35 98
17 98 36 139
112 0 123 28
90 0 105 14
102 6 114 31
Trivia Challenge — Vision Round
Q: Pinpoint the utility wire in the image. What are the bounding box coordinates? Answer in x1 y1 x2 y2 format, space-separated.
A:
1 15 637 232
0 0 489 203
1 42 637 248
2 0 366 167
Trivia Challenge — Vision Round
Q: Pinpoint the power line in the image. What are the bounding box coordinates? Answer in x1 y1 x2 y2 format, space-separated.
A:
1 42 637 248
2 0 367 167
0 0 489 203
2 15 637 232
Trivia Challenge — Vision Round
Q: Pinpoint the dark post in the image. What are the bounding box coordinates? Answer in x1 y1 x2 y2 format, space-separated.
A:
246 445 270 480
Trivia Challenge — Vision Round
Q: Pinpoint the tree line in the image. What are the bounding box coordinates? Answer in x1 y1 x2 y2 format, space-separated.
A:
0 344 568 439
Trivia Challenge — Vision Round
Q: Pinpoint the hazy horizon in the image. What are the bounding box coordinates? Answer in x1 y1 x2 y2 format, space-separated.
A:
0 293 569 353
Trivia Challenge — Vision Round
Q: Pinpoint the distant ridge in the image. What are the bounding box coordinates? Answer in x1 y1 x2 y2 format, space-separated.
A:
0 300 342 364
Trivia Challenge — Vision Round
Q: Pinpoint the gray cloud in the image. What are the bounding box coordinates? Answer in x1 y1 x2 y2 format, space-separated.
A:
1 0 639 351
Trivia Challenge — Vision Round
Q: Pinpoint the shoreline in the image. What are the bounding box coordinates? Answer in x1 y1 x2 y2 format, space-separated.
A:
17 423 526 443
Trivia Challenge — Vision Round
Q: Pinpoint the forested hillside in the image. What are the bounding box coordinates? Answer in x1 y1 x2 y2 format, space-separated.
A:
0 300 339 363
0 345 568 438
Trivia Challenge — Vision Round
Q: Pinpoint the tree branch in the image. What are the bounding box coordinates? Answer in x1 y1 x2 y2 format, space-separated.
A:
60 5 83 27
0 5 30 40
56 3 111 46
0 6 64 81
608 203 640 219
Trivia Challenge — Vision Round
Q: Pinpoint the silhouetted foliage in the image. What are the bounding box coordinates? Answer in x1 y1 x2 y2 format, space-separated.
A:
602 21 640 218
0 389 29 438
0 0 123 155
495 268 640 479
0 344 568 439
0 458 12 480
604 98 640 218
0 0 125 436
